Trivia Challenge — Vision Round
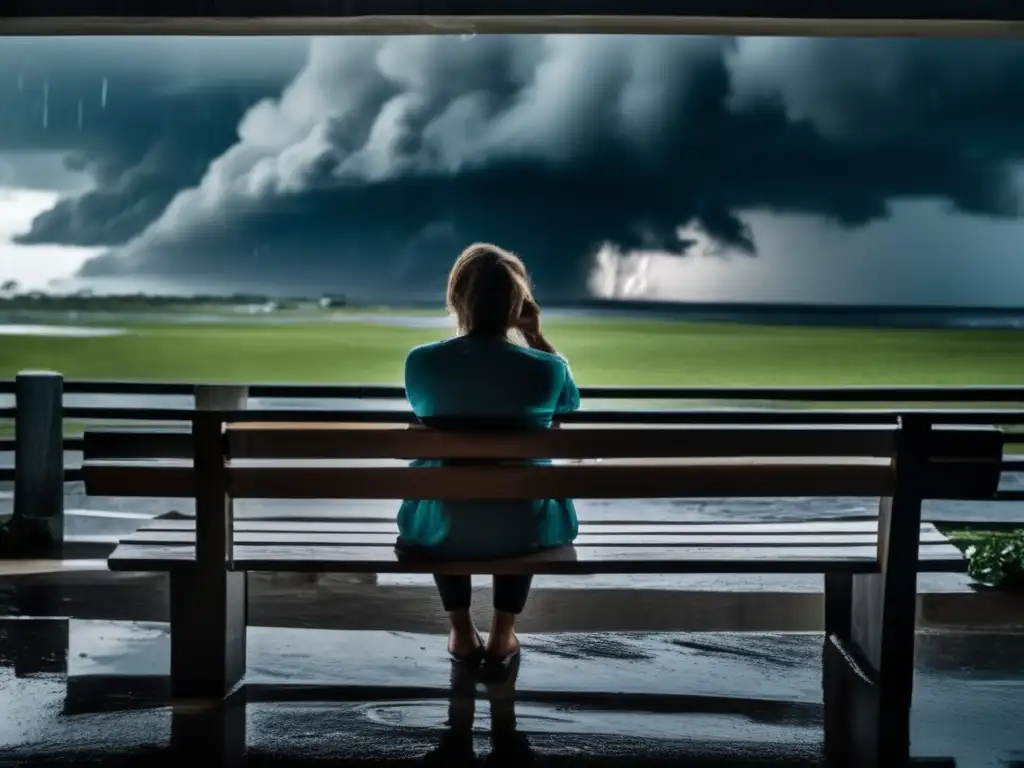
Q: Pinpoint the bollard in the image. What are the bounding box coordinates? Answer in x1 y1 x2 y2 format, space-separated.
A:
4 371 64 558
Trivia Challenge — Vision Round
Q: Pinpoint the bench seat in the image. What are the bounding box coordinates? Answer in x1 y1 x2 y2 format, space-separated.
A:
108 518 965 574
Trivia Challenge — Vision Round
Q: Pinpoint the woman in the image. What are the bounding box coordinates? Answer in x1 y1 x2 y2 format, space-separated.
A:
397 242 581 671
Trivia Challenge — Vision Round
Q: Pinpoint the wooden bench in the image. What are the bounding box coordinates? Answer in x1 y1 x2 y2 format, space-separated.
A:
82 397 1004 768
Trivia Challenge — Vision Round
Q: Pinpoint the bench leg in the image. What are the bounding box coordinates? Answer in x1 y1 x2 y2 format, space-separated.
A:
823 568 916 768
170 692 247 765
822 413 927 768
170 569 248 699
7 618 69 678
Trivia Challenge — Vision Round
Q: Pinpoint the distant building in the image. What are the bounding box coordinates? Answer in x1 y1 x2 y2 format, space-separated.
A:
245 301 278 314
319 294 347 308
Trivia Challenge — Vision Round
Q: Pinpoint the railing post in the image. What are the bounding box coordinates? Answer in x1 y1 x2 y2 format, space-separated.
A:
168 384 248 699
4 371 64 558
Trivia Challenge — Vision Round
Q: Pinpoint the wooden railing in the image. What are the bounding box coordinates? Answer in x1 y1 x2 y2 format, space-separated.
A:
1 372 1023 557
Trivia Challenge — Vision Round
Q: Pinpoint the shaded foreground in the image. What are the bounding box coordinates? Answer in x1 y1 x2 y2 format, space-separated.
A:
0 562 1023 766
1 619 1023 766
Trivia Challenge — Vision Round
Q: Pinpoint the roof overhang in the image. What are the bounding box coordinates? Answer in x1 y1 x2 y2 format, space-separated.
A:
3 0 1024 37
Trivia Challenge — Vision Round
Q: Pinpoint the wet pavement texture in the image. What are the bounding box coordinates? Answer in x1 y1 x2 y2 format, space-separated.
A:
0 617 1022 767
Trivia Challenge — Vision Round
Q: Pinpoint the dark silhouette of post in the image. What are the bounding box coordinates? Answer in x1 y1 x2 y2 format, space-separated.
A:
168 383 248 698
823 414 932 767
5 371 64 558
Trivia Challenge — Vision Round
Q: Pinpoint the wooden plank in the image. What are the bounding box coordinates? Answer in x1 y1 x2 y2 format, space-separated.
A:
225 408 1024 426
227 424 899 460
84 459 192 497
924 425 1003 499
86 455 1003 500
107 540 965 574
230 460 896 499
227 422 1004 462
83 429 191 460
140 519 943 536
119 530 950 547
85 457 896 499
83 423 416 460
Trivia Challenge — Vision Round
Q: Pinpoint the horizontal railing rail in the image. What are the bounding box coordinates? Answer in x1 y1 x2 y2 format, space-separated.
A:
19 406 1024 425
5 379 1024 401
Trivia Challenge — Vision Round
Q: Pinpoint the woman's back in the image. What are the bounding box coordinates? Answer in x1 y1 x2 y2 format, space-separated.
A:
399 335 581 558
406 336 579 424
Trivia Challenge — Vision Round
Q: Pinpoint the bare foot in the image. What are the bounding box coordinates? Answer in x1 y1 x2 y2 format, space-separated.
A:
448 627 482 658
485 629 519 659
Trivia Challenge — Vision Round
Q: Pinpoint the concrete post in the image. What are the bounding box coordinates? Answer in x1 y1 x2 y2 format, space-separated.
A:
5 371 64 558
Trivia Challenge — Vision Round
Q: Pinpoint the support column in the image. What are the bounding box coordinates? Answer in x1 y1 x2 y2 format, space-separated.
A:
169 384 248 699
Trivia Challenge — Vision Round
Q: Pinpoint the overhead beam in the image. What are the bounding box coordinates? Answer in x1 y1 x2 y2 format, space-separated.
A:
3 1 1024 37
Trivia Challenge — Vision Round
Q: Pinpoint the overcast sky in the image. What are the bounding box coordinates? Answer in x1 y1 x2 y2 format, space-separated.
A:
2 35 1024 306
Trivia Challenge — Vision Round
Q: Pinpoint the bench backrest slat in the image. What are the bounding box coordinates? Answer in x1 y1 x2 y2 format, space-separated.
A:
84 422 1003 463
84 458 893 499
226 424 900 459
80 421 1005 501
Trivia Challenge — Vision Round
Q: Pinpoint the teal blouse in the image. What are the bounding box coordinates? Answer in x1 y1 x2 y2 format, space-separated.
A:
397 335 581 559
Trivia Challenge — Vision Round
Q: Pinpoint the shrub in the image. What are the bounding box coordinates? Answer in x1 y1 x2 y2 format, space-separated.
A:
963 531 1024 590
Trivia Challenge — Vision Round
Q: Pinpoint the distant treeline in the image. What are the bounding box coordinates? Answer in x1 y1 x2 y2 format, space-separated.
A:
0 292 347 311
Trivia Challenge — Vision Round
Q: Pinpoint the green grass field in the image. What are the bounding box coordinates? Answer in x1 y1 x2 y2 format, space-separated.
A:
2 317 1024 386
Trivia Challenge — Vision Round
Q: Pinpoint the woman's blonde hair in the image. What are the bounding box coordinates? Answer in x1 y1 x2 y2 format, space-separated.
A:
447 242 534 337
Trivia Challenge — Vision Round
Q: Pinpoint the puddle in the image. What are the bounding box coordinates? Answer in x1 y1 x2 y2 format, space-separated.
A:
0 324 126 338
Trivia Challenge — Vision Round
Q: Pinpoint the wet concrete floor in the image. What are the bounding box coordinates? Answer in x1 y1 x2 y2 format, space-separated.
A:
0 616 1022 767
0 562 1023 767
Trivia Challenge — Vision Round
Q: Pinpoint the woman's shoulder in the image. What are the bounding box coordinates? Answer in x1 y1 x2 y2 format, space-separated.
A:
407 337 571 376
512 343 573 373
405 337 459 365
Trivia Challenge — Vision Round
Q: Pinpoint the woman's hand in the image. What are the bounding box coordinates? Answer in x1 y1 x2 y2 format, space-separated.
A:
517 298 542 339
518 298 557 354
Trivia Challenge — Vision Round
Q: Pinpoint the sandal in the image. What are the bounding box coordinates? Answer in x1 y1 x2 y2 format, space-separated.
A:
481 638 521 683
448 630 485 665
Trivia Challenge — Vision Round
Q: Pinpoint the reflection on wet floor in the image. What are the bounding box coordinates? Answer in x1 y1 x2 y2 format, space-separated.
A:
0 559 1022 766
0 615 1022 767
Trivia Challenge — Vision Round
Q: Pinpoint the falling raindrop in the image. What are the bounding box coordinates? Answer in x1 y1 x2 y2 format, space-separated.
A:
78 100 84 130
16 73 23 92
101 77 108 109
42 81 49 129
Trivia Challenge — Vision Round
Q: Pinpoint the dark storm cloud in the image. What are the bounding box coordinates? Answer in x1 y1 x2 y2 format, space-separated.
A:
0 37 306 246
20 35 1024 298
